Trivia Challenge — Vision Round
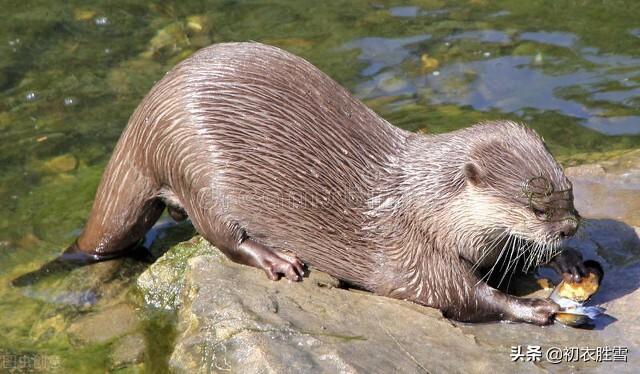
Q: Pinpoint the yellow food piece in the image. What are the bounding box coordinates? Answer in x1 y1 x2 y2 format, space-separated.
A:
557 272 599 302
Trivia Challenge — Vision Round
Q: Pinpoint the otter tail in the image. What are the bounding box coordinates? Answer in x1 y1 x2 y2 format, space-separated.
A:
72 151 166 261
12 154 164 286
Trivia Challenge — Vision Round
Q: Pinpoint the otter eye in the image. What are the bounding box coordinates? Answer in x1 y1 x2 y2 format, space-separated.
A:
532 207 550 220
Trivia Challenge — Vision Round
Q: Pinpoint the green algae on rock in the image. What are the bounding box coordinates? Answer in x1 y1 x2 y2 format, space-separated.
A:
137 236 217 311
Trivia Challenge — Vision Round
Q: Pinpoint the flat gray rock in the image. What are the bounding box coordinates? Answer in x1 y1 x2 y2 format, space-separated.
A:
157 238 542 373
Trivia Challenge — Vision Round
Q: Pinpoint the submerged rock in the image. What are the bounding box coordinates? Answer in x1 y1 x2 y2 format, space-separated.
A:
68 303 138 344
40 154 78 174
111 333 146 367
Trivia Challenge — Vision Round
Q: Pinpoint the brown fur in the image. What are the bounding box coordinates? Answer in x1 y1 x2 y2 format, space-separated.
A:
72 42 581 324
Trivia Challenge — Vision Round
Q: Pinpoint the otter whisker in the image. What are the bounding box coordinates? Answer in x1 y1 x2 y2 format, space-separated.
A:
496 236 517 288
505 238 535 291
498 235 530 288
469 229 508 274
478 233 514 285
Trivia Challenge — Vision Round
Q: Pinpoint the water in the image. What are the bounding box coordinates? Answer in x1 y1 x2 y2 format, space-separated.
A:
0 0 639 371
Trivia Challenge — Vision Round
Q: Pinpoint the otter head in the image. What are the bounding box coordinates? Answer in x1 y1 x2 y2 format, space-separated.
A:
458 121 580 267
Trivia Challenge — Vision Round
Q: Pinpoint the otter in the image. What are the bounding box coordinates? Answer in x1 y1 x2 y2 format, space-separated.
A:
58 42 585 324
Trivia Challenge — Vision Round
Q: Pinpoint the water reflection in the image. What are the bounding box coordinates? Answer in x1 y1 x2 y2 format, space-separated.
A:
346 32 640 135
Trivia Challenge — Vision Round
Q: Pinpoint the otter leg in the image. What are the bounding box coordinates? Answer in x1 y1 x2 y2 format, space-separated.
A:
187 191 304 281
201 232 304 281
546 248 586 282
473 283 560 325
426 258 559 325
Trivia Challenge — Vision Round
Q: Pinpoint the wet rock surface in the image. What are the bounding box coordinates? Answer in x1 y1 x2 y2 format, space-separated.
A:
143 237 542 373
136 152 639 373
566 149 640 227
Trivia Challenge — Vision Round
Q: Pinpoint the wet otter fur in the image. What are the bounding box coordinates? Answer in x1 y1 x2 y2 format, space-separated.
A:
58 42 583 324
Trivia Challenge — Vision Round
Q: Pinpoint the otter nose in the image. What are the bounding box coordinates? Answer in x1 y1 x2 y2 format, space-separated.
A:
558 219 578 239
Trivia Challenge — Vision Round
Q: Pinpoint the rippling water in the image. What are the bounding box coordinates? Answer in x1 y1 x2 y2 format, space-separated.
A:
0 0 639 371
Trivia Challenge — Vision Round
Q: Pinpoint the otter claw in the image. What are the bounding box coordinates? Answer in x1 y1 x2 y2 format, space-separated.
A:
547 248 585 281
263 254 304 282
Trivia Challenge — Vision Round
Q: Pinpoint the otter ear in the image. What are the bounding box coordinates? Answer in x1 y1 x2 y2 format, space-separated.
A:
463 162 485 186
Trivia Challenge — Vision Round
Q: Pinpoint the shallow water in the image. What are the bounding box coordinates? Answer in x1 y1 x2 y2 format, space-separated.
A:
0 0 639 372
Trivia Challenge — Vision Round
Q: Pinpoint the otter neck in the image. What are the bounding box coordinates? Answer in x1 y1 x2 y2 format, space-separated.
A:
363 131 483 296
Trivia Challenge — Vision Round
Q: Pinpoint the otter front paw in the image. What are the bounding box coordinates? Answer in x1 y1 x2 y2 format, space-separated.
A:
507 298 560 325
547 248 585 282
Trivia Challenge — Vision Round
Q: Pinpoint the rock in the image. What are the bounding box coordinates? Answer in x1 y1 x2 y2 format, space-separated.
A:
41 154 78 174
68 303 138 344
137 236 216 310
565 163 606 177
107 56 164 95
141 21 191 60
185 15 206 33
146 240 539 373
111 333 146 367
74 9 96 21
376 72 409 94
16 233 43 249
566 149 640 227
14 256 144 308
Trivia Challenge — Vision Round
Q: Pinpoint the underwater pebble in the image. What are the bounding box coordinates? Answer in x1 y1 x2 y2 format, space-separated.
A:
42 154 78 173
376 73 409 93
74 9 96 21
68 304 138 344
111 334 145 366
17 233 42 249
420 54 439 71
186 15 207 33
